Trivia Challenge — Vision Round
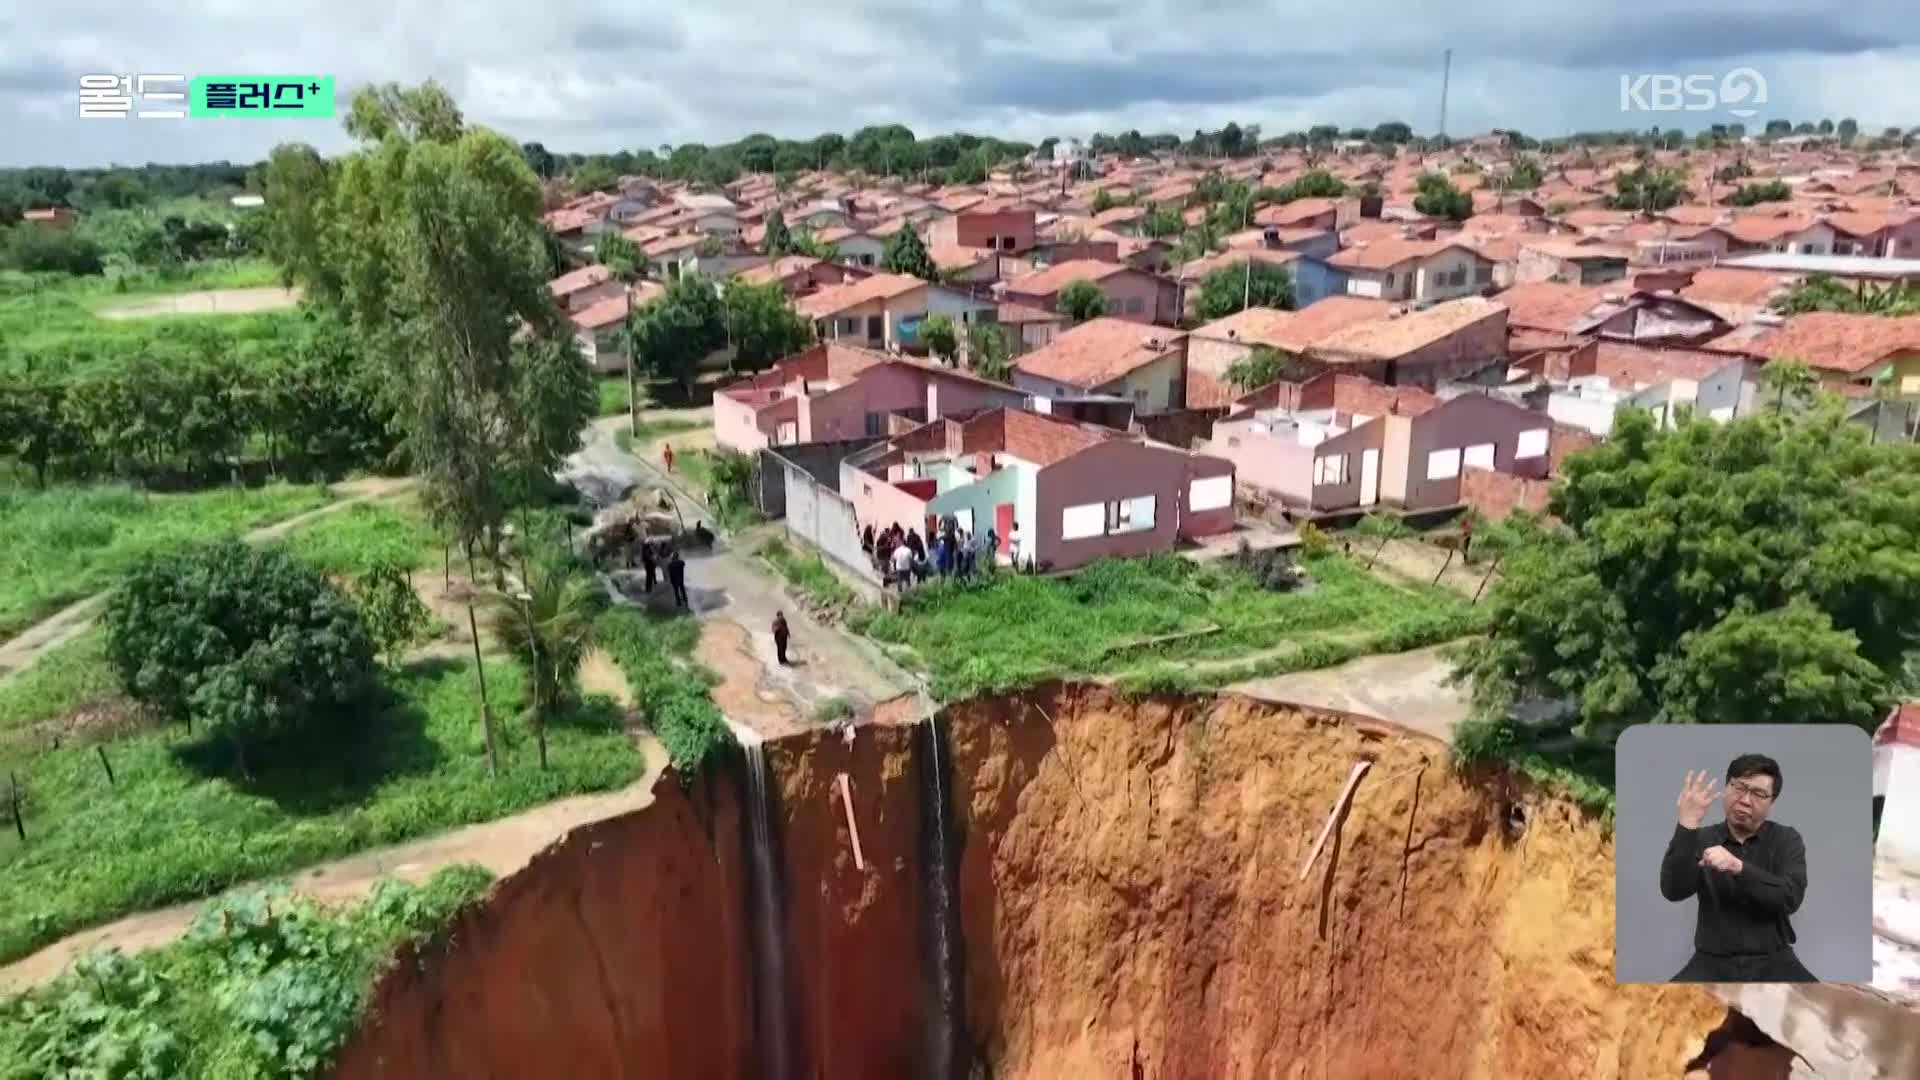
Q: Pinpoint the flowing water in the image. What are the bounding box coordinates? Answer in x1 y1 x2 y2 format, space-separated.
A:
740 732 792 1080
924 713 962 1079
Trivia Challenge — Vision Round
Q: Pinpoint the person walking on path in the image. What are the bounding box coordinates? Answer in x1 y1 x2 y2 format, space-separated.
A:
667 548 689 608
640 539 658 593
662 443 675 474
772 611 791 666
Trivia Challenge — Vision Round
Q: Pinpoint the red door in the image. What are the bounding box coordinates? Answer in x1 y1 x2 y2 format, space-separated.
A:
994 503 1015 554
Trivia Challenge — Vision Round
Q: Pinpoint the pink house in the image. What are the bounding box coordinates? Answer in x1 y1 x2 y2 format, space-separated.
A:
713 342 1030 452
840 408 1235 572
1002 259 1182 326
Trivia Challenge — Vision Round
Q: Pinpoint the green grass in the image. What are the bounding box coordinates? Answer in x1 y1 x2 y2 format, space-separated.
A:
278 497 443 577
760 537 858 610
596 376 632 417
0 656 642 963
1451 711 1618 821
0 864 491 1078
854 552 1483 701
0 483 332 640
596 608 735 772
0 630 116 739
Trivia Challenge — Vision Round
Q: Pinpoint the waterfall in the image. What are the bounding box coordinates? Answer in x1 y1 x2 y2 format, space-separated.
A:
923 713 964 1079
740 732 792 1080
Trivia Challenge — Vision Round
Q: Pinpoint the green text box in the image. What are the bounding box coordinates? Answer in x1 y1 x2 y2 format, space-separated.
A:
190 76 334 118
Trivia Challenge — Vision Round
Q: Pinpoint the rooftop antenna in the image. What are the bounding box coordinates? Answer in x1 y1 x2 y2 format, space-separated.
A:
1438 49 1453 141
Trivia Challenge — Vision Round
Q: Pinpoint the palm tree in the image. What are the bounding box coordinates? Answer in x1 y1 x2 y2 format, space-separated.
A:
488 557 601 769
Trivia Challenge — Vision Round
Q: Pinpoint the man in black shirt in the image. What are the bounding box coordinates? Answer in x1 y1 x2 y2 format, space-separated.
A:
1659 754 1817 983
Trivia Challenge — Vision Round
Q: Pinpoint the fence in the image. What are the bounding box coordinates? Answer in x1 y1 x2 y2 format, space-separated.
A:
753 438 886 519
770 451 884 586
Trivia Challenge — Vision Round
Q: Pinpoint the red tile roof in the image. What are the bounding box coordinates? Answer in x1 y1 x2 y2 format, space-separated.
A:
1706 313 1920 374
1192 307 1297 350
732 255 821 288
1494 282 1608 333
1311 297 1507 362
549 263 613 297
1271 296 1397 351
997 301 1065 324
1253 198 1339 227
794 273 927 319
966 407 1117 467
1327 238 1483 272
570 292 630 331
1005 258 1132 297
1876 703 1920 749
1013 317 1184 389
1587 342 1741 390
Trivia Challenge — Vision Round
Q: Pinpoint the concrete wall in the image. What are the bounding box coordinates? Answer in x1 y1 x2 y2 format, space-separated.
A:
1188 336 1253 397
714 392 773 452
955 210 1037 252
755 439 887 517
1412 251 1493 303
1179 453 1238 538
782 460 883 584
926 464 1021 545
1546 392 1620 437
1398 395 1552 510
1134 408 1227 449
1103 350 1187 415
927 374 1028 418
1207 417 1315 504
1459 465 1553 519
1370 308 1510 390
1309 420 1385 511
1033 441 1187 571
841 459 934 538
1692 360 1759 422
1292 257 1347 307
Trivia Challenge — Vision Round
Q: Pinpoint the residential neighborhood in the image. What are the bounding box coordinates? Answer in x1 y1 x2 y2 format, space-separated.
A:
6 24 1920 1077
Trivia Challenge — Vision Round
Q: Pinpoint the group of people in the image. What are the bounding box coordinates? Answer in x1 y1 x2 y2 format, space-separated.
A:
631 536 690 608
862 516 1018 591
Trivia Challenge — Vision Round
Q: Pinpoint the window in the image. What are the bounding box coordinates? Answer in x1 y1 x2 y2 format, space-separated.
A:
1475 265 1493 284
1313 454 1348 485
1514 428 1550 459
1133 387 1149 401
1000 236 1017 251
1226 436 1241 448
864 412 888 436
1189 475 1233 511
1124 296 1146 314
1463 443 1496 469
1105 495 1157 534
1425 447 1462 480
1061 502 1106 539
1384 272 1396 289
954 508 975 534
840 316 859 334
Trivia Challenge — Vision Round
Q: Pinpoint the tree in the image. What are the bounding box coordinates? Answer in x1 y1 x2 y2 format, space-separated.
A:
1726 180 1791 207
1505 156 1545 190
788 225 837 261
0 225 103 274
882 225 937 280
1288 169 1347 199
261 143 338 293
1454 406 1920 745
355 560 434 669
629 274 726 396
1412 172 1472 220
919 313 959 365
272 83 595 569
1224 346 1306 392
1141 203 1185 238
0 376 83 486
1370 121 1414 144
104 541 377 771
1759 359 1820 411
595 231 641 280
1057 279 1109 323
762 208 793 256
966 322 1014 382
520 142 556 179
1194 261 1295 320
1353 512 1414 570
1607 164 1687 212
724 279 812 372
1837 117 1859 144
487 557 600 770
1090 188 1118 214
1764 119 1794 138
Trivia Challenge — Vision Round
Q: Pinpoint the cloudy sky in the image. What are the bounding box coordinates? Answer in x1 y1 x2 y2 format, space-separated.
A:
6 0 1920 168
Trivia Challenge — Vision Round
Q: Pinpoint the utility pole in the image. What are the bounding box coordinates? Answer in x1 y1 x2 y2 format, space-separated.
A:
1438 49 1453 141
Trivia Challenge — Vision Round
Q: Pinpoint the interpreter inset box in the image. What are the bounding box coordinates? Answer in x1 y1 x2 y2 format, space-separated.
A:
1614 723 1872 984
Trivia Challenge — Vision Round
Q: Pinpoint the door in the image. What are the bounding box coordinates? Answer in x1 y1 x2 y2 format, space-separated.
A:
994 503 1015 554
1360 448 1379 506
866 314 883 343
776 421 798 444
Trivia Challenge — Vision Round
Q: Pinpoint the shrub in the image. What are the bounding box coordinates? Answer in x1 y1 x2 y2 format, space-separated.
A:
812 696 854 724
1295 521 1332 558
103 540 376 767
595 608 735 771
355 560 433 668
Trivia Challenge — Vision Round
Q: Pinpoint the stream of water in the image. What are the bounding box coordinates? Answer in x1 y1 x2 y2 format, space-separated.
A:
740 733 792 1080
924 713 961 1080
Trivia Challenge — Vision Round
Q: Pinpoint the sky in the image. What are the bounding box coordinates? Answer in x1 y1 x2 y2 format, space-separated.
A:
6 0 1920 168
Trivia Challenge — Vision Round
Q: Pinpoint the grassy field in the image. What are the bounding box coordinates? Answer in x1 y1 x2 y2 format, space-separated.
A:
854 552 1484 701
0 483 333 639
279 497 444 577
0 261 297 376
0 631 115 741
760 537 857 611
0 656 642 964
597 376 632 417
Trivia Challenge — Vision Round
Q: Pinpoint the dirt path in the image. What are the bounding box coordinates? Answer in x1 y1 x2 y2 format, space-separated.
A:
94 286 300 320
1227 642 1471 742
0 477 416 686
0 729 668 992
1362 537 1497 599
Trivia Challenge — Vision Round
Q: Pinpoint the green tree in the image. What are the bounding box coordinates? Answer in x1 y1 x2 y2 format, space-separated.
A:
882 225 937 280
1607 164 1688 212
274 83 594 568
355 560 434 669
1838 117 1860 144
1224 346 1305 392
1412 172 1472 220
0 377 83 486
569 159 619 195
1505 156 1545 190
724 278 812 372
594 230 641 280
788 225 837 261
487 557 600 769
1194 261 1295 320
1141 203 1185 238
0 225 103 274
762 208 793 256
1057 279 1109 323
1454 406 1920 745
262 143 338 293
919 313 959 365
629 274 726 396
1759 359 1820 412
1090 188 1118 214
105 541 377 771
967 322 1014 382
1726 180 1791 207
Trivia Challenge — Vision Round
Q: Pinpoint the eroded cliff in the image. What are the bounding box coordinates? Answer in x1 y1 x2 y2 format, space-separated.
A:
330 684 1738 1080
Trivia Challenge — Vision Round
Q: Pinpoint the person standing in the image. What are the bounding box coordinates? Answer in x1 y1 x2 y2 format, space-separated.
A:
667 548 689 609
890 541 914 593
1008 523 1023 572
1460 514 1474 561
662 442 675 473
1660 755 1817 983
640 538 658 593
772 611 791 666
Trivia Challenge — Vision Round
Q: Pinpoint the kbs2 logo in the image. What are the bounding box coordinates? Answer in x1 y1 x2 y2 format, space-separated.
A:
1619 68 1767 118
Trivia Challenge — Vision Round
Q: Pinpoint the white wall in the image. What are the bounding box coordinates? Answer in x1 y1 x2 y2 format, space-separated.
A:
1546 392 1620 437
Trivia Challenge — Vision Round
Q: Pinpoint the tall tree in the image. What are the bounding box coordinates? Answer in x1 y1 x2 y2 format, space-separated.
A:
1455 406 1920 743
882 225 937 281
1194 262 1294 321
487 556 600 770
1057 279 1109 323
595 231 641 280
1412 172 1472 220
919 314 959 366
629 274 726 397
966 323 1014 382
723 279 812 372
762 208 793 256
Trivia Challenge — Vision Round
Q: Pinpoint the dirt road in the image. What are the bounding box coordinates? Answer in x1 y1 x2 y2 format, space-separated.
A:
93 286 300 320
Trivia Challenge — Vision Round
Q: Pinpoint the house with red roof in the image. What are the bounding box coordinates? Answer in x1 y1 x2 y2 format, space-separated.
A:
1011 317 1189 414
1002 259 1181 326
793 273 997 354
1327 239 1495 304
1706 312 1920 395
713 342 1029 452
548 264 624 313
840 407 1234 572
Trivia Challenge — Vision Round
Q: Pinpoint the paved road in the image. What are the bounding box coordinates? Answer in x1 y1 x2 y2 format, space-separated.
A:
1228 642 1471 742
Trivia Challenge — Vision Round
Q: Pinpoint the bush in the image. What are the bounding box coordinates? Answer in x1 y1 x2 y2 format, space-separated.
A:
1231 541 1305 592
1296 521 1332 558
596 608 735 771
104 540 376 765
355 560 434 668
